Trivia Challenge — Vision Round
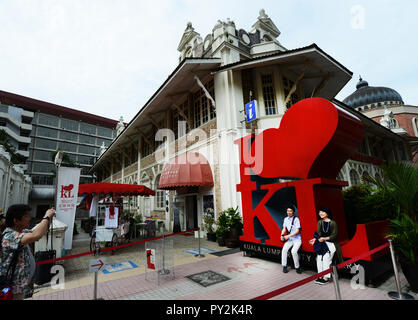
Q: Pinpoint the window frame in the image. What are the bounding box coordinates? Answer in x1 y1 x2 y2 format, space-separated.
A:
261 73 277 115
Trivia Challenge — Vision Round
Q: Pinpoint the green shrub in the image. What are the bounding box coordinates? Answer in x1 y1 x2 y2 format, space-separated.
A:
215 207 242 238
134 214 143 224
202 214 215 233
215 212 230 238
342 185 397 238
387 213 418 264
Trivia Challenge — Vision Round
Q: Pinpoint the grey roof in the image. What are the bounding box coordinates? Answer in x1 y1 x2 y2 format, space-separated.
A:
343 77 404 108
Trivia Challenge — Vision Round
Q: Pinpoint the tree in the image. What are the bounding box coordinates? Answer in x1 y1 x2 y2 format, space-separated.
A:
364 162 418 290
49 150 81 177
0 129 26 164
364 162 417 220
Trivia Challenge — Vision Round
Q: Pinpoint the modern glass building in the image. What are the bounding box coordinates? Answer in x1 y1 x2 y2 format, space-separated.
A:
0 89 118 218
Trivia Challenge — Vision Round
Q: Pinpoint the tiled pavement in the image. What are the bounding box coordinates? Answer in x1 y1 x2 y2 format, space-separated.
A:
27 233 417 301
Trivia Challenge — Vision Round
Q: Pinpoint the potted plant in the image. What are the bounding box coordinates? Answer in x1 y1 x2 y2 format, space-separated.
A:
365 162 418 292
203 214 216 241
215 212 230 246
223 207 242 248
387 212 418 291
225 206 243 240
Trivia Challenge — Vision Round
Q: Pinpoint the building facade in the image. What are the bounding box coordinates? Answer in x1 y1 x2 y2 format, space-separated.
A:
0 145 31 213
0 90 118 218
91 10 412 233
343 77 418 164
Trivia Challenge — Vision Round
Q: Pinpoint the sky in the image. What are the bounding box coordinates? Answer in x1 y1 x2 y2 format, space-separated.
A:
0 0 417 123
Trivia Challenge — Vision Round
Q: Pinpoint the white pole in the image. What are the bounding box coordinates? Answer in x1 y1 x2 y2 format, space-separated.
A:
387 239 414 300
332 265 342 300
194 226 205 258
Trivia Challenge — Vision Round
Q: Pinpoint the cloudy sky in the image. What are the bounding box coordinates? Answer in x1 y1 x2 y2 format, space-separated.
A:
0 0 417 122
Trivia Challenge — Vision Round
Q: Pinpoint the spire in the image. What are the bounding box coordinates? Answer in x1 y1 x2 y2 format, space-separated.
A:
100 141 107 156
251 8 281 38
356 75 369 90
116 116 125 136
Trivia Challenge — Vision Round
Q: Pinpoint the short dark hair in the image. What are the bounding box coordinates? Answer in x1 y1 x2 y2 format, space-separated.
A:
318 206 332 219
5 204 31 228
286 205 295 212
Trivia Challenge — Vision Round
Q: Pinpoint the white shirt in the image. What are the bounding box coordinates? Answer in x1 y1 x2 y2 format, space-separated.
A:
89 195 99 217
282 216 301 241
105 206 119 229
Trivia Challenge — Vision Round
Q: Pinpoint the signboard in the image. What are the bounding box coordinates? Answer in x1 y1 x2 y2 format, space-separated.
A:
235 98 388 263
146 249 156 270
245 100 258 123
102 261 138 274
89 258 106 273
56 166 81 250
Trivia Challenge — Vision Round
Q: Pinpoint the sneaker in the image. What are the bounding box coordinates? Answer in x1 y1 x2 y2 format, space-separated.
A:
322 278 331 285
314 278 324 284
296 268 302 274
283 266 288 273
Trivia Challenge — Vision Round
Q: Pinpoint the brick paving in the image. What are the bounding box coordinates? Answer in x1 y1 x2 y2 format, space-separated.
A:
28 236 409 301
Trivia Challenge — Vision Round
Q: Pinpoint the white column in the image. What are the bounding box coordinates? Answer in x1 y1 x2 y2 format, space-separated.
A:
215 69 245 212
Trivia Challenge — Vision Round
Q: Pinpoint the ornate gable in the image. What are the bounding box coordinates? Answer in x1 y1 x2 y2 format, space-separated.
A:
177 22 203 61
251 9 281 39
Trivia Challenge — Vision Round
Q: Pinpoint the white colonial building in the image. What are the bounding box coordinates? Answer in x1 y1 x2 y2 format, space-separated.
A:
0 145 32 213
91 10 412 232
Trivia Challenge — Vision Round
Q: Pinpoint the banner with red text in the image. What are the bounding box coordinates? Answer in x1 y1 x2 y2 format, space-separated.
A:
56 166 81 250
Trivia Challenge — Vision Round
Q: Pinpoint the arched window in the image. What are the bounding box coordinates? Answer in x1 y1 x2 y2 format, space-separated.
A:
263 34 273 42
185 47 192 58
349 169 360 186
361 171 371 185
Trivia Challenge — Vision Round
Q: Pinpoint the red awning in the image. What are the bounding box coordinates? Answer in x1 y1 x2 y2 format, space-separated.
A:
78 183 155 197
158 152 214 190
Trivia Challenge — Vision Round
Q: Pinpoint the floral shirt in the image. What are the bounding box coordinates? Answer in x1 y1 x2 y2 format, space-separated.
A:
1 228 33 296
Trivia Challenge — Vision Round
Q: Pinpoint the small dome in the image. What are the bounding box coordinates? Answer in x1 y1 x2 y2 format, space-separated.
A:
343 77 404 109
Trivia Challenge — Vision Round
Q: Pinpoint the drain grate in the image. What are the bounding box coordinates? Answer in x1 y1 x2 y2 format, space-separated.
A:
186 270 231 287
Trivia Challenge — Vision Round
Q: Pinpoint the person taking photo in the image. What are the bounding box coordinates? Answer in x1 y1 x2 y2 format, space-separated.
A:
1 204 55 300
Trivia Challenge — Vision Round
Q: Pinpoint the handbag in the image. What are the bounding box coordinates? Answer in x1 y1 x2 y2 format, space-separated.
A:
34 219 56 285
281 216 296 243
0 234 22 300
313 232 330 260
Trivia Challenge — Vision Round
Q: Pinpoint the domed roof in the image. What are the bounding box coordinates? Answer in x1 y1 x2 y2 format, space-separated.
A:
343 77 404 108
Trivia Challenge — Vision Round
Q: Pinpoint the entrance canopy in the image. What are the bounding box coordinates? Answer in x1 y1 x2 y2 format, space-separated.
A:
78 183 155 197
158 152 214 190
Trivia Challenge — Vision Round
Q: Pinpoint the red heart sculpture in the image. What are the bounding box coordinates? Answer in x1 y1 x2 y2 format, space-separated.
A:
250 98 364 179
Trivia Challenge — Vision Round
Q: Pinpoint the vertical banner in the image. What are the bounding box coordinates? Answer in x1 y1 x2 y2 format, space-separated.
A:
146 249 156 270
56 166 81 250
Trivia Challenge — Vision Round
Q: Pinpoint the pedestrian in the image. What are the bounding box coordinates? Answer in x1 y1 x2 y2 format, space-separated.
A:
280 205 302 274
0 204 55 300
309 206 343 285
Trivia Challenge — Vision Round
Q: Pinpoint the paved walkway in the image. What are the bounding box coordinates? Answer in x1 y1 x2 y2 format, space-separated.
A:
27 233 416 301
